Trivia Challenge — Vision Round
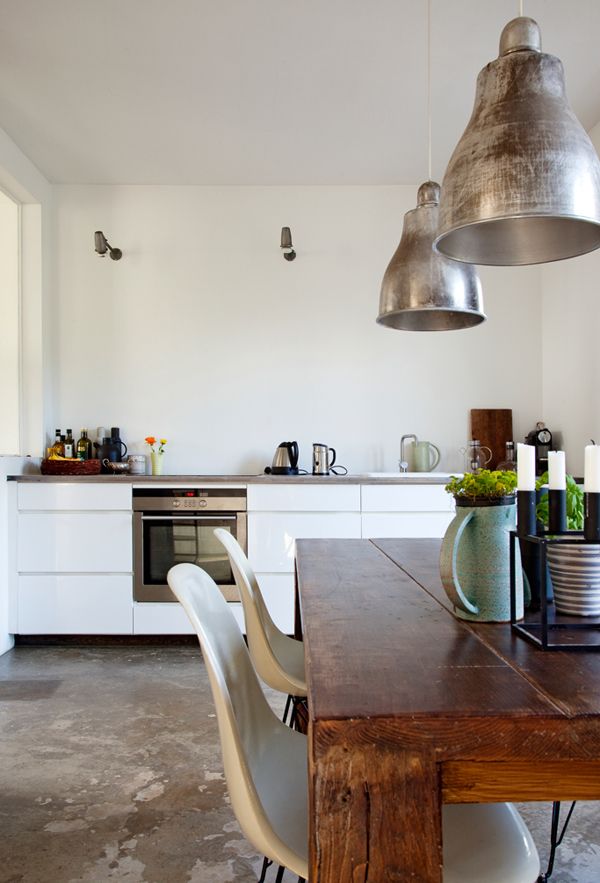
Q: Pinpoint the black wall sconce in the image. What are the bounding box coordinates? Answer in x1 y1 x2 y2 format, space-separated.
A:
94 230 122 261
280 226 296 261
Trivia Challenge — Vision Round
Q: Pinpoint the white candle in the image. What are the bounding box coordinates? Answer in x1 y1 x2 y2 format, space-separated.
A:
517 443 536 491
548 451 566 490
584 445 600 492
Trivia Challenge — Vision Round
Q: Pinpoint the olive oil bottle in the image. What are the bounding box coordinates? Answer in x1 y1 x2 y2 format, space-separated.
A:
76 429 93 461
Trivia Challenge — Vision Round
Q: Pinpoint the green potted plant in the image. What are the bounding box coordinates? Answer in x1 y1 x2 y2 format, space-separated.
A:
445 469 518 504
535 471 584 530
440 470 522 622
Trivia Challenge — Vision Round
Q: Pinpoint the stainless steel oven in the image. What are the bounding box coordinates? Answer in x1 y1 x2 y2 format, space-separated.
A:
133 488 247 602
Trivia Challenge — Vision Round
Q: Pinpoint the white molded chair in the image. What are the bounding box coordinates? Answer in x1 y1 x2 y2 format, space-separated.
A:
214 528 306 698
168 562 541 883
168 562 308 880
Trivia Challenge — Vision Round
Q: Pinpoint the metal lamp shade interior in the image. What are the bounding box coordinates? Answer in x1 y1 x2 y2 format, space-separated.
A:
435 17 600 266
377 182 486 332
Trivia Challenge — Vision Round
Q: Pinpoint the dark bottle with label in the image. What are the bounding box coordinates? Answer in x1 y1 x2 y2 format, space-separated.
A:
77 428 93 461
64 429 75 459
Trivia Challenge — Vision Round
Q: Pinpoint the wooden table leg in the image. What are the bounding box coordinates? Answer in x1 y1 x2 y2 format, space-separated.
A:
310 730 442 882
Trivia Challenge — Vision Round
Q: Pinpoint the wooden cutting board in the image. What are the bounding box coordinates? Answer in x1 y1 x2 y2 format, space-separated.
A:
470 409 513 469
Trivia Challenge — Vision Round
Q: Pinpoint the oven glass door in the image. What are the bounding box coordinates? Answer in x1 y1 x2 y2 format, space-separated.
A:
137 513 241 601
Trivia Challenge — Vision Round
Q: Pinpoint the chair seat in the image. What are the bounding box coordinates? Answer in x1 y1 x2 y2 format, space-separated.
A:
443 803 540 883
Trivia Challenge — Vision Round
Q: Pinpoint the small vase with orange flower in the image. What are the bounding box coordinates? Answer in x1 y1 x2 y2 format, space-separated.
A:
145 436 167 476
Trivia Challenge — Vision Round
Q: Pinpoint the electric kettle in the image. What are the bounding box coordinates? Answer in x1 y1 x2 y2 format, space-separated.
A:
313 443 336 475
265 441 299 475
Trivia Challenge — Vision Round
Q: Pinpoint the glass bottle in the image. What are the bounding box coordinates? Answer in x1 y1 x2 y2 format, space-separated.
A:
497 440 517 472
64 429 75 459
77 429 92 461
48 428 62 458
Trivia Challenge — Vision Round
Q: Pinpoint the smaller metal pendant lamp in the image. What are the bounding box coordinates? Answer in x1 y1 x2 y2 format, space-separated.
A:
376 2 485 332
435 10 600 266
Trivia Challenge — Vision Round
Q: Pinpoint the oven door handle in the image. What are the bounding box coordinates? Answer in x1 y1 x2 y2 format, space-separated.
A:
140 514 236 521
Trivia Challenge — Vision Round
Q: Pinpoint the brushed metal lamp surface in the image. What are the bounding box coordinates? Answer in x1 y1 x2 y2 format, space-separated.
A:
435 17 600 266
377 181 486 332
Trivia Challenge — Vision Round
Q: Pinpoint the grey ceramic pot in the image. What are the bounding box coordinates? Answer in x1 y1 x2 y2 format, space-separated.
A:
547 542 600 616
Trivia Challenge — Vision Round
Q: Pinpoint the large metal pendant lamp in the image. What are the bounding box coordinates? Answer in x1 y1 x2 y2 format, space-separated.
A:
376 1 486 331
435 16 600 266
377 181 485 331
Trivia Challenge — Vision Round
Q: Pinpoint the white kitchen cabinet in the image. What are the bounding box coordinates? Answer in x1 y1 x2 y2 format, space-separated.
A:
133 601 244 634
361 512 453 538
248 484 360 512
248 512 362 573
18 512 132 572
10 478 454 637
360 483 454 539
18 575 132 634
17 482 132 511
247 483 362 633
361 484 453 513
13 481 134 635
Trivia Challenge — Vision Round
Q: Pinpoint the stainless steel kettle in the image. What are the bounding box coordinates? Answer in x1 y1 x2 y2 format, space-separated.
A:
312 443 336 475
266 441 299 475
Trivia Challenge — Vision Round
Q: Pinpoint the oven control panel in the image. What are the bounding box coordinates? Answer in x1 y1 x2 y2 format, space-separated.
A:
172 498 208 509
132 488 247 512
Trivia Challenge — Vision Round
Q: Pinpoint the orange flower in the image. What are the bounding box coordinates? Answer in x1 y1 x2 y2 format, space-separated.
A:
145 436 156 446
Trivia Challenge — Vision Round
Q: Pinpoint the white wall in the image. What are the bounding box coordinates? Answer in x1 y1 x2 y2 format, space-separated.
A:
541 121 600 476
53 185 542 474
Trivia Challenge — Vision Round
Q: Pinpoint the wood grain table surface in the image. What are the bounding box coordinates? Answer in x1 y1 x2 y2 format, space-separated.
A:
295 537 600 883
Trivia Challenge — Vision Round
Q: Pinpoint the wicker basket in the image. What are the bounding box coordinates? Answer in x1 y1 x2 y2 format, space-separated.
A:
40 458 102 476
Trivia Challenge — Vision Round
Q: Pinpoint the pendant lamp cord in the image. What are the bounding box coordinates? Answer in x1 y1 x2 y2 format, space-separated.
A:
427 0 432 180
519 0 524 15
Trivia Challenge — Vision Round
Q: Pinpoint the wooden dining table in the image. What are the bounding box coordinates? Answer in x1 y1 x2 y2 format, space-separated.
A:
294 537 600 883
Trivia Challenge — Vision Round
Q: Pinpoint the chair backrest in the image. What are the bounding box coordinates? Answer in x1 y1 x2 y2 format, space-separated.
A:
167 563 298 865
214 528 291 690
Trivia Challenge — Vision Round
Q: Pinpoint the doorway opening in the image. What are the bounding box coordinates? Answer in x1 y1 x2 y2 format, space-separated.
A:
0 188 20 454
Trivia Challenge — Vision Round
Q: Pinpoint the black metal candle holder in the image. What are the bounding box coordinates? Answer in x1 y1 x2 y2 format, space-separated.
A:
584 492 600 541
517 490 541 610
510 531 600 651
517 490 537 536
548 489 567 534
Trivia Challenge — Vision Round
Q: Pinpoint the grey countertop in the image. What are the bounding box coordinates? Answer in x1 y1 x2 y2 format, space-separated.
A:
9 472 455 485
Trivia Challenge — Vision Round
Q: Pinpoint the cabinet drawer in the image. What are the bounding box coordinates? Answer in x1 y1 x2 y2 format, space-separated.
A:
361 512 454 539
248 512 361 572
361 484 453 513
248 484 360 512
18 513 132 572
17 575 133 634
18 482 132 511
133 602 244 635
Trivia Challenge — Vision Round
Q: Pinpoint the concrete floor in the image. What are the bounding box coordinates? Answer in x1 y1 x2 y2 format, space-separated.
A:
0 645 599 883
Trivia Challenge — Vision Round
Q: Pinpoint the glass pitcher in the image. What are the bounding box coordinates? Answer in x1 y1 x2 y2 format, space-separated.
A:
460 439 493 473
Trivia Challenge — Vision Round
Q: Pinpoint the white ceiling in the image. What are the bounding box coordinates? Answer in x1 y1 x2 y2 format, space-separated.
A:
1 0 600 185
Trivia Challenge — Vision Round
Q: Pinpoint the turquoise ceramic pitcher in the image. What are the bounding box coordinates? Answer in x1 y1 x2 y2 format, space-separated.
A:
440 497 523 622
